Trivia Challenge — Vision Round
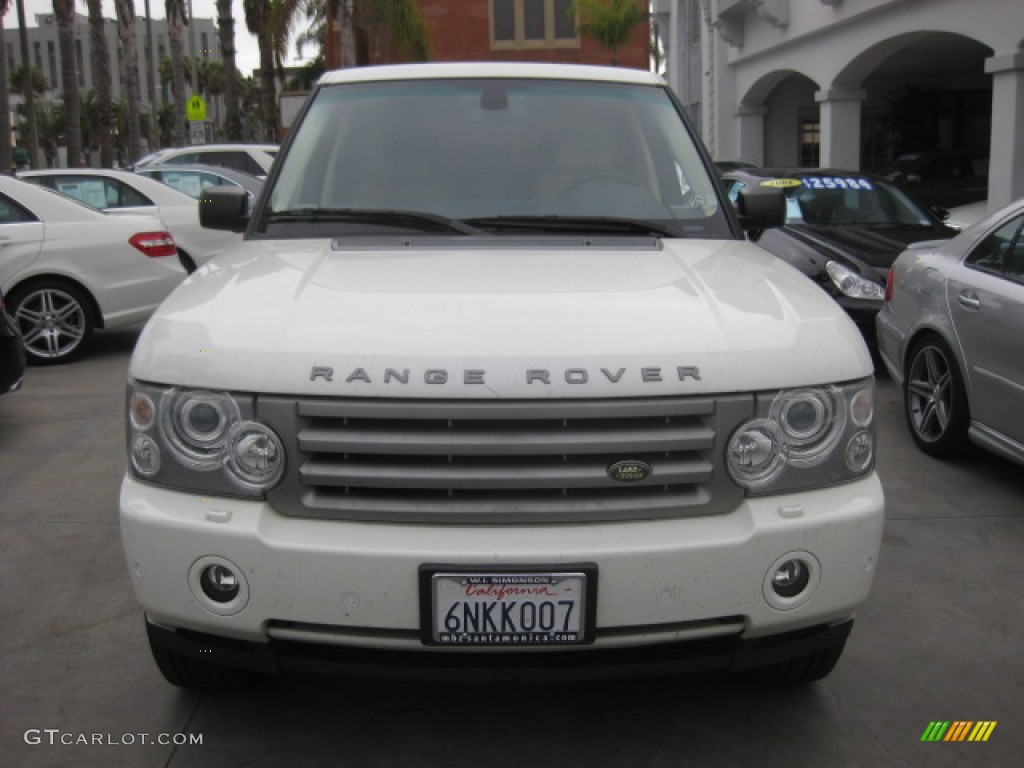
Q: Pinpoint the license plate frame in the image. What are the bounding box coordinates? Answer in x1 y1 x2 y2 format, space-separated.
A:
419 563 598 647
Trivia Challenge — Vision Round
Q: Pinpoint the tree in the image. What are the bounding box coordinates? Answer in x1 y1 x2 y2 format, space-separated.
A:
216 0 243 140
165 0 188 145
17 0 41 166
243 0 278 141
86 0 114 167
570 0 647 66
114 0 143 164
53 0 84 166
0 0 12 171
10 65 50 94
143 0 159 150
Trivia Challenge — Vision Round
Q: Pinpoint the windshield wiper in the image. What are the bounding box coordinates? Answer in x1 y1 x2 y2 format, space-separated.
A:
464 215 680 237
266 208 489 235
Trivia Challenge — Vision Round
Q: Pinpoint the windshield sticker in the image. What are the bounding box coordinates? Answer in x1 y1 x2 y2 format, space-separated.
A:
760 178 803 189
802 176 875 191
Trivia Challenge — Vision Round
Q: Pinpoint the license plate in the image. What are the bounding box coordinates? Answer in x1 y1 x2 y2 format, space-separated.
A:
423 568 593 646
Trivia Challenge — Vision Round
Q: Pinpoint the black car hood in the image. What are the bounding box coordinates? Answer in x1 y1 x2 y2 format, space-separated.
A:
785 224 953 270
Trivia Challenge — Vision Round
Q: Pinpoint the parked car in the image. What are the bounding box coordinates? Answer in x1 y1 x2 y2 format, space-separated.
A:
1 288 26 393
877 197 1024 465
944 200 988 231
0 175 184 364
20 168 244 272
722 168 958 339
133 143 278 179
134 163 264 206
874 151 988 210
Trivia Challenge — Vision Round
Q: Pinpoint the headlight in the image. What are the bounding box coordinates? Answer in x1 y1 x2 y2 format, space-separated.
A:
727 379 875 494
127 382 284 497
825 261 885 300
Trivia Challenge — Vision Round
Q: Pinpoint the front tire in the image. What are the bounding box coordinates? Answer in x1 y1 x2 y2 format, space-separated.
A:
147 621 254 692
7 280 94 365
904 334 970 458
750 641 846 685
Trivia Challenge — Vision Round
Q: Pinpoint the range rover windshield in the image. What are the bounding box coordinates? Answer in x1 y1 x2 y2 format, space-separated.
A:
260 78 730 239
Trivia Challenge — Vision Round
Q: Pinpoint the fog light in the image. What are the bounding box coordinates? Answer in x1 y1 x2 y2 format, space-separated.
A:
763 551 821 610
189 556 249 615
771 559 810 598
200 564 241 603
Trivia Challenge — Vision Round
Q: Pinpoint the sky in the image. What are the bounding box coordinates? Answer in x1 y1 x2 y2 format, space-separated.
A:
6 0 315 77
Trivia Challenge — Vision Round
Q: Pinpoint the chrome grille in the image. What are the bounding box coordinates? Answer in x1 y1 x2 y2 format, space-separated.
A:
260 396 752 523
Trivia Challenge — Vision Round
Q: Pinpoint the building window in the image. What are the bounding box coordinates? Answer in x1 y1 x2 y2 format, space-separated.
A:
6 44 13 75
799 120 820 167
491 0 579 49
33 41 42 70
201 32 210 59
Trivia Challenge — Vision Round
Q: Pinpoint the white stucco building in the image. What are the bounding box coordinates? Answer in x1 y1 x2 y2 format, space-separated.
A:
653 0 1023 209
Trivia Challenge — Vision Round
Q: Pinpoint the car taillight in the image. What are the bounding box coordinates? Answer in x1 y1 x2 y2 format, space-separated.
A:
884 268 894 302
129 231 177 258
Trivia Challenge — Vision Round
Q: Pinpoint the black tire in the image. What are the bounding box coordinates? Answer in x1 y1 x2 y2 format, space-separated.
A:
177 248 198 274
147 622 254 693
903 334 970 458
7 279 94 365
750 640 846 685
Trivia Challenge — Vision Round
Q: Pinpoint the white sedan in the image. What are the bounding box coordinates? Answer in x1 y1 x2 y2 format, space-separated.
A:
19 168 242 272
0 175 185 364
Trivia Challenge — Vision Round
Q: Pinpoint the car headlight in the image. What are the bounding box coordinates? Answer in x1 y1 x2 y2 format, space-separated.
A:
727 379 875 494
825 261 885 300
127 382 284 497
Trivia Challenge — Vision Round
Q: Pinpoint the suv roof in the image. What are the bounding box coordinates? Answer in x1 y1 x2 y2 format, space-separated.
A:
317 61 664 86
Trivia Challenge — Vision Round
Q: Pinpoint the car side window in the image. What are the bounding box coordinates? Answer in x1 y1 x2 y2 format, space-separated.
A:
966 214 1024 277
51 176 152 209
0 193 38 224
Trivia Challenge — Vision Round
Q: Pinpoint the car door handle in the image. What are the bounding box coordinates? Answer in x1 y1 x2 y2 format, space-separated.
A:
958 291 981 310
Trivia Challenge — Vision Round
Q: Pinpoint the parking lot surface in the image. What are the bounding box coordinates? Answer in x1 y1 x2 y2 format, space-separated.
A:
1 329 1021 767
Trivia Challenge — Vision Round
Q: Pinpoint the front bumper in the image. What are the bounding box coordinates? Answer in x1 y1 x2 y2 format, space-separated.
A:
121 473 883 661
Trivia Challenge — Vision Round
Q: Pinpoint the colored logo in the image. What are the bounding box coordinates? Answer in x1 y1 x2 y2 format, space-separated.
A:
607 460 652 483
921 721 997 742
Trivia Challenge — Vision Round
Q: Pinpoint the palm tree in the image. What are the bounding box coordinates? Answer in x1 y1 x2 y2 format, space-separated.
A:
0 0 13 171
570 0 647 66
216 0 243 140
10 65 50 94
143 0 159 150
53 0 84 166
114 0 143 164
316 0 431 68
16 0 41 166
85 0 113 167
243 0 278 141
165 0 188 145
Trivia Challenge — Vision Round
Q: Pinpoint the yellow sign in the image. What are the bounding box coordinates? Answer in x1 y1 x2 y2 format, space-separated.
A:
760 178 803 188
186 94 207 122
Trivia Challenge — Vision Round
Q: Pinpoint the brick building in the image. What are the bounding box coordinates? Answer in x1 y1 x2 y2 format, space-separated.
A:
421 0 648 69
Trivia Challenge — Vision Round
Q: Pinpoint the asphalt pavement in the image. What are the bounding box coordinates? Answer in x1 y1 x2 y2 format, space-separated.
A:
1 328 1021 768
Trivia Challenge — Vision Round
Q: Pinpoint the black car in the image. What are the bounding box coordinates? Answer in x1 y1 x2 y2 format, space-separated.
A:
873 151 988 210
1 288 27 395
722 168 958 340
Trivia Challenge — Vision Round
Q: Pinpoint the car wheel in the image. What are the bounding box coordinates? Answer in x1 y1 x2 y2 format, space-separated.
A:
177 248 197 273
147 622 255 692
749 641 846 685
7 280 94 365
904 334 970 457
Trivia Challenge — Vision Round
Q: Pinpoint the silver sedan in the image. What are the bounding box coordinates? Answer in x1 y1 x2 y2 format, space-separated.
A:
877 198 1024 465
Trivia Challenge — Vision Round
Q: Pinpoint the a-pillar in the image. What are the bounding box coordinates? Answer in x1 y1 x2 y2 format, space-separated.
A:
815 88 865 170
984 52 1024 210
736 105 767 166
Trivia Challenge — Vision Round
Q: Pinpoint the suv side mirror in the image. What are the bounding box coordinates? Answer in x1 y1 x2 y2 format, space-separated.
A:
736 186 786 233
200 186 250 231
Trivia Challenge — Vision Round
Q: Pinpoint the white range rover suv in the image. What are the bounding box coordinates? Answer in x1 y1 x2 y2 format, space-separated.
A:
121 63 884 690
